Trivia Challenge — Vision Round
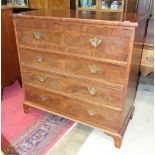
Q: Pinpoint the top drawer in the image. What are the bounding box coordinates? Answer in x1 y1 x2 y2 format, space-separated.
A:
14 19 132 62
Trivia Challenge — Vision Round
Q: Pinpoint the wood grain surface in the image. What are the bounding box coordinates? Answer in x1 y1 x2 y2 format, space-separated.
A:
13 9 149 148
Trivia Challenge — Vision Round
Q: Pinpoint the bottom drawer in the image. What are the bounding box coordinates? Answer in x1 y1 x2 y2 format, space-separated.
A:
24 84 121 131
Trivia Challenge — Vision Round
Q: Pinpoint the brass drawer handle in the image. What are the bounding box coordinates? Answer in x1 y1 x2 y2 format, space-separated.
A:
36 56 44 63
38 75 47 82
40 95 48 101
34 32 42 39
88 87 97 95
89 38 102 47
89 65 100 74
146 56 154 63
87 109 96 116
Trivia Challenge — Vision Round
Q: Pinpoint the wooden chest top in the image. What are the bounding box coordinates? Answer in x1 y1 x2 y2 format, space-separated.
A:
13 9 148 27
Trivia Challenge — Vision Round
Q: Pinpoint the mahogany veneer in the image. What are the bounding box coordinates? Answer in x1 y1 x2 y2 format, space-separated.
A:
13 10 148 148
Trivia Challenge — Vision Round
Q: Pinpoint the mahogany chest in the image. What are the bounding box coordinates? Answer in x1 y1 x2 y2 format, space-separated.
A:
13 10 148 148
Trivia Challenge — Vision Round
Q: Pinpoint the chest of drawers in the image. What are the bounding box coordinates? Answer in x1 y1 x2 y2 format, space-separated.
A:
13 10 148 148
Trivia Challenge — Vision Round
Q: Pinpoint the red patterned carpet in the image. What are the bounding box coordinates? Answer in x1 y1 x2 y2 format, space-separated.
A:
2 81 74 155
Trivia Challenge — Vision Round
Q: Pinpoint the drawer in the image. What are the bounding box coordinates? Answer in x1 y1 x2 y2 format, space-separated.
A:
22 67 124 109
15 19 131 61
62 29 131 62
61 25 131 62
19 48 126 85
24 84 121 130
16 28 61 51
15 20 83 54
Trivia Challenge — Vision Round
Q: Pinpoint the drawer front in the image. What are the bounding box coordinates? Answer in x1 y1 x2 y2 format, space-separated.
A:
22 67 124 109
15 19 131 61
65 30 131 62
24 84 121 130
16 28 61 51
19 48 126 85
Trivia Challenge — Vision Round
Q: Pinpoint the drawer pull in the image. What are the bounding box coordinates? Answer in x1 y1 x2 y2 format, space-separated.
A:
89 65 100 74
40 95 48 101
89 38 102 47
34 32 42 39
38 75 47 82
36 56 44 63
146 55 154 63
88 87 97 95
87 109 96 116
